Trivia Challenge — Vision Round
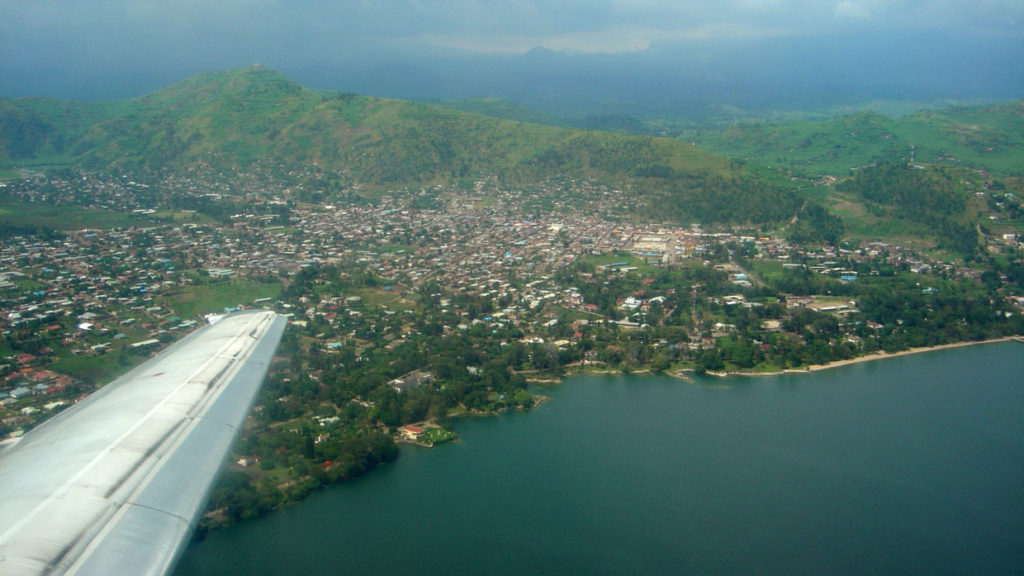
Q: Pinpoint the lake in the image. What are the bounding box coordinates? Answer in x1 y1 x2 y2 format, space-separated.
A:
175 342 1024 575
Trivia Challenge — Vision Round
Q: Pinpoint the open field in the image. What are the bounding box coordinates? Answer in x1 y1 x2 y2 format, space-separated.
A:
0 202 158 230
157 279 282 319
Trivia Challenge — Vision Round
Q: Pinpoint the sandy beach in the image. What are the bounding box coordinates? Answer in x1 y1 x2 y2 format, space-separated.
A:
801 336 1024 373
696 336 1024 378
544 336 1023 380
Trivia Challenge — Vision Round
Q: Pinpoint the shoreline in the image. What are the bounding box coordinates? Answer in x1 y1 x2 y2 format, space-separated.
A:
531 336 1024 383
724 336 1023 378
805 336 1022 373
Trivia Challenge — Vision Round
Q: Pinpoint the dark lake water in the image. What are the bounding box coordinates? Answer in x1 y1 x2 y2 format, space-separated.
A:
176 342 1024 576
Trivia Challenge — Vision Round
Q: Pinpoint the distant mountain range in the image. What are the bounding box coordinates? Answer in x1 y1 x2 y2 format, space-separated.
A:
4 32 1021 123
324 32 1024 121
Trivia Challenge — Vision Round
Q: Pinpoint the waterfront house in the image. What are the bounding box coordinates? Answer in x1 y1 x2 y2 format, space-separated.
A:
399 425 425 441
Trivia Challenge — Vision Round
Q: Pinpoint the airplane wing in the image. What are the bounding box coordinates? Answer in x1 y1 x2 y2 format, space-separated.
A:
0 309 287 576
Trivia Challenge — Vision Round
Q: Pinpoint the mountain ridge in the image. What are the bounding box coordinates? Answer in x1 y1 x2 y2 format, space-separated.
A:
0 67 800 225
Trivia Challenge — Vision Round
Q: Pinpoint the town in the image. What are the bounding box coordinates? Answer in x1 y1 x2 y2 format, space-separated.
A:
2 166 1023 523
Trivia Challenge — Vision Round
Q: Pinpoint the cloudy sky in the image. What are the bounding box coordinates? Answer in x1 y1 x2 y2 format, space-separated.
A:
4 0 1022 61
2 1 1022 99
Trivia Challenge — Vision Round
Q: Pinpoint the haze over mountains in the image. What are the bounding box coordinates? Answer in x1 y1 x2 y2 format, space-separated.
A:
4 32 1022 124
297 32 1024 120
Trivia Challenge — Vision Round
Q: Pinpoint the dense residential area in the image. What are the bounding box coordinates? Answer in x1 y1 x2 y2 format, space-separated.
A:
4 169 1024 461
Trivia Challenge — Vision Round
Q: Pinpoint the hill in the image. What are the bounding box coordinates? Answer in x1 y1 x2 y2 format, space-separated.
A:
691 102 1024 177
0 67 798 226
688 102 1024 251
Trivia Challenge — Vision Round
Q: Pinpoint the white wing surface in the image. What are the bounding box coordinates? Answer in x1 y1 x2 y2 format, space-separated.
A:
0 310 286 576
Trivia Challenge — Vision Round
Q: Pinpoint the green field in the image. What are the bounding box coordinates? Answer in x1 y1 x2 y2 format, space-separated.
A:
349 286 414 310
50 350 148 386
747 260 785 283
0 202 157 230
157 279 282 318
577 251 656 272
150 210 218 225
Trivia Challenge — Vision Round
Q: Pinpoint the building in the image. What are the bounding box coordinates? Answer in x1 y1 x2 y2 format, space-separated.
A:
399 425 425 441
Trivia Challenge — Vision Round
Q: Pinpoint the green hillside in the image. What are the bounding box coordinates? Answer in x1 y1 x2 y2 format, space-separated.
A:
692 103 1024 177
0 67 801 225
434 97 561 126
684 101 1024 250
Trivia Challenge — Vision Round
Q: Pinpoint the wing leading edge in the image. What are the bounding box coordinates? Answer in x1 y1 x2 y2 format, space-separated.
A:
0 309 287 576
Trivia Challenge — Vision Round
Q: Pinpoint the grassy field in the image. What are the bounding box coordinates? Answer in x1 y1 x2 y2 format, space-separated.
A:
150 210 218 225
157 279 282 319
50 348 148 385
10 276 47 291
747 260 785 283
577 251 659 274
0 202 158 230
826 198 937 244
347 286 414 310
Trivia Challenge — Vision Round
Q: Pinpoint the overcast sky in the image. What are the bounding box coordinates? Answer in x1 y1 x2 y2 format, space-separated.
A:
2 1 1022 99
4 1 1022 62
